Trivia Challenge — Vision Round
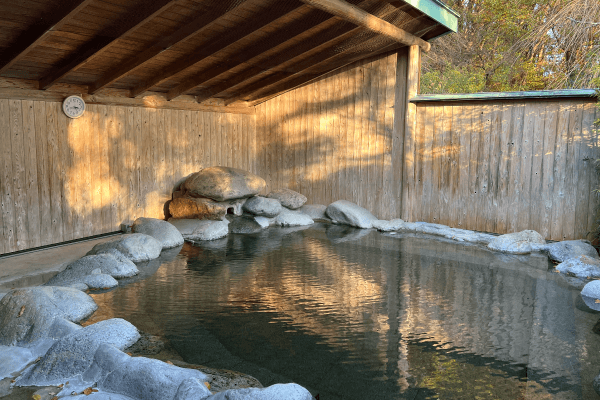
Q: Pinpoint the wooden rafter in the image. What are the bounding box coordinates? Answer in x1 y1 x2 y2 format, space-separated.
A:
195 0 398 103
39 0 176 90
300 0 431 51
241 31 404 104
88 0 254 95
154 2 307 100
0 0 94 74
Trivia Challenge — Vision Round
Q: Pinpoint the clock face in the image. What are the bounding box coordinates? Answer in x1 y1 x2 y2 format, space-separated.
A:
62 95 85 119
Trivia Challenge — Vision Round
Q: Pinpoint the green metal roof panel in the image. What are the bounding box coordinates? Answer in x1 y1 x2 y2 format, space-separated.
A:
410 89 598 103
402 0 459 33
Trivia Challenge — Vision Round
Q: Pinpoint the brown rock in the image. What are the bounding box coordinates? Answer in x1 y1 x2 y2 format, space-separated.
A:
183 167 266 201
169 196 245 220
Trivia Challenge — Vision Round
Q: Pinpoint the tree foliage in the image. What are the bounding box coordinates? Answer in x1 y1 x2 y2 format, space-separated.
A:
421 0 600 94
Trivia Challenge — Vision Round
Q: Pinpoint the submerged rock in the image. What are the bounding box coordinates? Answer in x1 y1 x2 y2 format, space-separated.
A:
169 196 246 220
88 234 162 262
487 230 546 254
46 253 138 287
169 218 230 241
542 240 599 263
183 167 266 201
0 287 96 346
326 200 378 229
556 255 600 279
131 217 184 249
298 204 329 221
243 196 282 217
17 318 140 387
205 383 313 400
373 219 405 232
229 216 264 234
273 207 314 227
267 188 307 209
170 360 263 392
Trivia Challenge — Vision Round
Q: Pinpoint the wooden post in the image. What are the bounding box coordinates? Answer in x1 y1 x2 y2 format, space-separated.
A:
300 0 431 52
401 45 421 221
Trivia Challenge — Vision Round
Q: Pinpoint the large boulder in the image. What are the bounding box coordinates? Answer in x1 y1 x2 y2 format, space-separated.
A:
45 253 138 287
326 200 378 229
581 280 600 311
88 234 162 262
487 230 546 254
170 196 245 220
205 383 313 400
169 218 230 241
16 318 140 387
267 189 307 209
556 255 600 279
183 167 266 202
0 287 97 346
542 240 599 263
243 196 282 217
298 204 329 221
273 208 314 227
83 273 119 289
131 217 184 249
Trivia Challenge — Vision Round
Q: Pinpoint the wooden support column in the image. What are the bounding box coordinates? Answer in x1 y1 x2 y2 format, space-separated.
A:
300 0 431 51
400 44 420 221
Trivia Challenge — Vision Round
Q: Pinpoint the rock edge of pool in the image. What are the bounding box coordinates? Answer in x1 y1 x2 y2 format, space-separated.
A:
2 171 600 399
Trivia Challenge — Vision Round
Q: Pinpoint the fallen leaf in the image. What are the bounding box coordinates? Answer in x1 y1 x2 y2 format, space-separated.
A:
17 306 25 317
10 380 15 383
92 389 98 393
83 387 93 395
588 277 593 280
127 352 132 356
32 395 41 400
166 361 173 365
58 384 63 388
51 397 59 400
204 382 211 389
595 299 600 303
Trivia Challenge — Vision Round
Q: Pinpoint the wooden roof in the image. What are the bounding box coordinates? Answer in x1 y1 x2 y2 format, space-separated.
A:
0 0 456 108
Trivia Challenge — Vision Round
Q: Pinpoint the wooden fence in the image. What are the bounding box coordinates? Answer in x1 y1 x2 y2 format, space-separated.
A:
0 100 255 253
403 99 599 241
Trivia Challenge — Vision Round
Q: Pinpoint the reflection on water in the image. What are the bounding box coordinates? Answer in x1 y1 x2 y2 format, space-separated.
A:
86 224 600 400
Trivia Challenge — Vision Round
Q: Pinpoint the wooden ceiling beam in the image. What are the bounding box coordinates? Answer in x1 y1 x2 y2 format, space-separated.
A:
0 0 94 74
194 0 388 103
39 0 177 90
299 0 430 52
88 0 253 95
150 3 306 100
248 42 401 106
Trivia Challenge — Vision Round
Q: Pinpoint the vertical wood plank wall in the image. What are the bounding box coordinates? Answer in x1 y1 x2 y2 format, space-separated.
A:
0 101 255 254
404 99 599 241
255 51 406 220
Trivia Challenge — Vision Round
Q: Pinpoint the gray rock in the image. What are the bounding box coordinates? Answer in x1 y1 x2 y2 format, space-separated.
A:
594 373 600 397
88 234 162 262
298 204 329 221
71 282 89 291
243 196 282 217
273 208 314 227
267 188 307 209
170 360 263 392
487 230 546 254
99 351 210 400
556 255 600 279
83 274 119 289
131 217 184 249
206 383 313 400
253 216 272 228
174 378 213 400
169 218 230 241
581 280 600 311
89 249 138 275
373 219 405 232
410 223 496 244
17 318 140 386
45 253 138 287
66 392 136 400
326 200 378 229
170 196 246 220
542 240 599 262
183 167 266 201
0 287 97 346
229 217 264 234
0 345 38 380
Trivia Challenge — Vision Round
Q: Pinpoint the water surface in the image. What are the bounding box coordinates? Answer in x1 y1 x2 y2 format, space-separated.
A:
86 224 600 399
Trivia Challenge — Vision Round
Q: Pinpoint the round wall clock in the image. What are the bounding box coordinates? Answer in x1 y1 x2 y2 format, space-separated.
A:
62 95 85 119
